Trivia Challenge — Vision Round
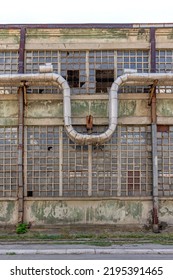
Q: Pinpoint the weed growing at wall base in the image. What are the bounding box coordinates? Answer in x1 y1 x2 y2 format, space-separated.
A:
16 223 28 234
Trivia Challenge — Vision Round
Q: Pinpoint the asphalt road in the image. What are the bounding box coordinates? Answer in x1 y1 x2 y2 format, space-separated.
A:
1 253 173 260
1 243 173 260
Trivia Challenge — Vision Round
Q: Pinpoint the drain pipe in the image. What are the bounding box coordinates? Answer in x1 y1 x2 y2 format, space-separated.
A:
149 82 159 233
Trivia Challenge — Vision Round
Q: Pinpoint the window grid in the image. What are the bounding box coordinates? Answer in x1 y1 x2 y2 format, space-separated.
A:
61 51 87 94
120 126 152 196
158 126 173 196
62 126 88 197
0 51 18 94
24 125 153 198
26 126 60 197
0 127 18 197
156 50 173 93
92 126 118 196
89 50 115 94
117 50 150 93
25 50 62 94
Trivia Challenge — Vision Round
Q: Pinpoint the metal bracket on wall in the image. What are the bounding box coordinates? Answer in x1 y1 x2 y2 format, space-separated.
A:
86 115 93 131
148 79 158 105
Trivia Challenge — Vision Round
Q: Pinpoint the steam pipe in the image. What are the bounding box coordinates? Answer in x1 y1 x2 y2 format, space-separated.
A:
1 71 173 144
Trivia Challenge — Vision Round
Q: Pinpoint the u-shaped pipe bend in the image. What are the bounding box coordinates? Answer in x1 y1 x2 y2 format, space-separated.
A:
1 71 173 145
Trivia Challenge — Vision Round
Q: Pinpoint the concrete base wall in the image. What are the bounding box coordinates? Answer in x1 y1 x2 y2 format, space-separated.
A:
0 200 18 225
1 199 173 230
24 199 153 228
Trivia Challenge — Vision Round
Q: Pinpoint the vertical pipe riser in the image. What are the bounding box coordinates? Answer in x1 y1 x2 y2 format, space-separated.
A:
17 27 25 224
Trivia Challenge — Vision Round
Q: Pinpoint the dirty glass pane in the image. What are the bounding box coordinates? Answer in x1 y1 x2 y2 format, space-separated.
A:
26 126 59 197
157 126 173 196
156 50 173 93
0 127 18 197
0 51 18 94
117 50 150 93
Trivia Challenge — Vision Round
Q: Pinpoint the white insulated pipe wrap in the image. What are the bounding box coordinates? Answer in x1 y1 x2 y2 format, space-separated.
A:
1 71 173 144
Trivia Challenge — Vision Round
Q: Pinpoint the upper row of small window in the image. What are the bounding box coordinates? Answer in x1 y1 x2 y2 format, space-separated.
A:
1 50 173 94
1 50 173 72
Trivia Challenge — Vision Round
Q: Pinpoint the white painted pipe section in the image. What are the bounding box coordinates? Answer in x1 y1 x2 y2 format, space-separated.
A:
1 71 173 144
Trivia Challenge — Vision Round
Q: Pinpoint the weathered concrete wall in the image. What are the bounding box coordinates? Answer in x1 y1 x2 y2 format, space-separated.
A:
0 97 18 125
0 29 20 49
25 28 150 50
24 199 152 227
159 200 173 225
0 200 18 225
25 94 151 125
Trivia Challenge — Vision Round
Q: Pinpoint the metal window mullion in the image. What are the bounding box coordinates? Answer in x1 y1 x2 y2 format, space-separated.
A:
117 126 121 196
39 126 41 197
168 130 171 192
86 51 89 93
46 126 48 196
3 136 5 196
59 126 63 196
88 145 93 196
24 126 27 197
132 136 135 196
68 138 70 191
110 143 113 196
58 50 61 74
148 128 151 195
139 129 142 195
126 130 128 196
9 128 12 196
114 50 117 79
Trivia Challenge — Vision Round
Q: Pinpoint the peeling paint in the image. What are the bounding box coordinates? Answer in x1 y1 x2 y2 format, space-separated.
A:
118 100 136 117
0 29 20 44
157 100 173 116
26 100 63 118
0 201 16 223
0 101 18 118
27 200 147 225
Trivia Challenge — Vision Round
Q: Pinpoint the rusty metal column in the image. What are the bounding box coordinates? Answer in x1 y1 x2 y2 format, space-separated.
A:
150 27 159 233
17 27 26 223
18 85 24 223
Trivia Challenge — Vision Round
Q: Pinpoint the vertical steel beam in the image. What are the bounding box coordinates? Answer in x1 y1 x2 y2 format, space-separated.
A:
18 85 24 223
17 27 26 223
150 27 159 233
19 27 26 74
117 126 121 196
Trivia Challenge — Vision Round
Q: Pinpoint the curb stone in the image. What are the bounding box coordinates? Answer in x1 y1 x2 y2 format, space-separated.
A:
1 248 173 255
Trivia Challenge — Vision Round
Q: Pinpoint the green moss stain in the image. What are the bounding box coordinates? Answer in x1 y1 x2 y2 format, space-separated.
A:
167 29 173 39
27 28 129 40
86 207 95 222
0 202 15 222
30 200 143 225
31 201 84 224
126 202 142 219
0 101 18 118
27 29 50 39
58 28 129 39
137 29 149 40
118 100 136 117
157 100 173 116
0 29 20 44
90 101 108 117
27 100 63 118
71 101 89 117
